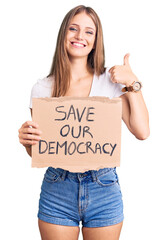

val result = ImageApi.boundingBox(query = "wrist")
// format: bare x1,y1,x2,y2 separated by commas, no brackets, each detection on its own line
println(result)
25,145,32,157
24,144,32,149
125,76,139,87
122,79,142,93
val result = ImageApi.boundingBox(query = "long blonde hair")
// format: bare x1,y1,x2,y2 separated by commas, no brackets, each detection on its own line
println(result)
47,5,105,97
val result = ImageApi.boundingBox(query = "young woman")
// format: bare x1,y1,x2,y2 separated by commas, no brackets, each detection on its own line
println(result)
18,5,149,240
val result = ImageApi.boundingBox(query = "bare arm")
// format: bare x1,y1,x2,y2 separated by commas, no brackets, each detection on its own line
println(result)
120,90,150,140
25,145,32,157
109,53,150,140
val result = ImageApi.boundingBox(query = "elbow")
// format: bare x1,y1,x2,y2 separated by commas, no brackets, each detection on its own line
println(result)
135,128,150,140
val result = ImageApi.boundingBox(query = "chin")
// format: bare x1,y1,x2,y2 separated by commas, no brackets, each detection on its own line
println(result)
67,51,90,59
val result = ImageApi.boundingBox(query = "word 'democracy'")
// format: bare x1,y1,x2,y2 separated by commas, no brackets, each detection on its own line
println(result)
39,105,116,156
32,97,122,171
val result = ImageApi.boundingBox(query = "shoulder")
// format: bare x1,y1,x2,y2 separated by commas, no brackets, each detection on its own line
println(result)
30,75,54,97
29,75,54,109
94,67,118,90
94,67,112,85
93,67,126,98
97,67,111,79
32,75,54,89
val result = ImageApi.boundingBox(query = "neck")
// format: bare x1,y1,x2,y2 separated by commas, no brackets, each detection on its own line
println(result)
69,57,93,82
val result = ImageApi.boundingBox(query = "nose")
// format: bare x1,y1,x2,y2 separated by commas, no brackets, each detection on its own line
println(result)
75,30,83,40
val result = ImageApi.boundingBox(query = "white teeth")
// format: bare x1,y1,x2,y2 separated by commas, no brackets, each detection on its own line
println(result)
72,42,85,47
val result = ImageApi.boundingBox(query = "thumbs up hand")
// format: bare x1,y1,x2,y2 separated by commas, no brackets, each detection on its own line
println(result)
108,53,138,87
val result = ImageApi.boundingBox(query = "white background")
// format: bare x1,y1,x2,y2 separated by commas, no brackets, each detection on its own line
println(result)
0,0,168,239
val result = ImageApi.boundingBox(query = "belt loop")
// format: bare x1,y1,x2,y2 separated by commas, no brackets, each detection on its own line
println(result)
90,170,97,182
61,170,67,181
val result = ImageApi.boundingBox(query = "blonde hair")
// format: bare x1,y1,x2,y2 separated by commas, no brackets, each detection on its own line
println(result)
47,5,105,97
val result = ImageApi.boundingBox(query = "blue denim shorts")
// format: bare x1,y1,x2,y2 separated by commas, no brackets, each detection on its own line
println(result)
38,167,124,228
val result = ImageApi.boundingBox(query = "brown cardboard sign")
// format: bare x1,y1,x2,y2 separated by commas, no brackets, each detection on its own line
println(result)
32,96,122,172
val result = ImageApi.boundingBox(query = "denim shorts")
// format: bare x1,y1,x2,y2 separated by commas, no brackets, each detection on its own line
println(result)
37,167,124,228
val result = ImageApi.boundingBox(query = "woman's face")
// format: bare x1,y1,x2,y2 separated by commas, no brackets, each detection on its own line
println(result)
65,12,96,60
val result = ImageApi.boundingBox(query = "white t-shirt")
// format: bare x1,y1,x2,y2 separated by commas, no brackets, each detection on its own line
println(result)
29,67,126,109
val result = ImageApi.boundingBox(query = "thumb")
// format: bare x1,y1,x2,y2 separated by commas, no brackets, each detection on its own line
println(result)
123,53,130,66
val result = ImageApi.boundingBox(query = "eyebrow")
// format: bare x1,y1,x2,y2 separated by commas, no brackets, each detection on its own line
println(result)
70,23,96,32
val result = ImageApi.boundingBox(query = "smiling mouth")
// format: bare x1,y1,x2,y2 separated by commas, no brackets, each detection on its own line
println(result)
70,42,86,47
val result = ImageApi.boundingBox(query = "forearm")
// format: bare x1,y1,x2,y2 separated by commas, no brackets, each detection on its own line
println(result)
25,145,32,157
127,90,150,139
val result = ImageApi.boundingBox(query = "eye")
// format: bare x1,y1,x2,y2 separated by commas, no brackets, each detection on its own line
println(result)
69,27,77,31
86,31,94,35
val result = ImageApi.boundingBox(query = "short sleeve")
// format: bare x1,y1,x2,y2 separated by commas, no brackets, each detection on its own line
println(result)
113,83,126,98
104,67,126,98
29,76,53,109
29,82,40,109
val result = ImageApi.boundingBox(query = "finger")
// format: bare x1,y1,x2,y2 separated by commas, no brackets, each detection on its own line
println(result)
110,75,117,83
108,66,117,73
22,134,41,141
123,53,130,66
22,127,42,135
111,79,118,83
20,139,39,146
21,133,41,141
21,121,39,129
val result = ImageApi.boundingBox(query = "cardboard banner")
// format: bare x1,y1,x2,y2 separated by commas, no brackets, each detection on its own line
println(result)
32,96,122,172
